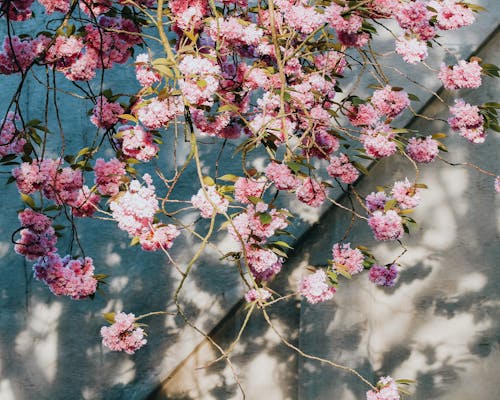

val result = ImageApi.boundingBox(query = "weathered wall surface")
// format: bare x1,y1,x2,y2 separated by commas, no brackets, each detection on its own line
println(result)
0,2,498,400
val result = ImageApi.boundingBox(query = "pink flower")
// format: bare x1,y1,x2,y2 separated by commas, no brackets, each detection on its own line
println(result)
366,376,400,400
391,178,420,209
327,154,360,184
428,0,475,31
395,36,428,64
299,270,336,304
368,210,404,241
296,177,326,208
110,175,159,236
361,124,397,159
332,243,364,275
406,136,439,163
139,224,180,252
118,125,159,162
91,96,124,129
495,177,500,194
94,158,126,196
371,86,410,118
137,97,183,129
14,227,57,261
366,191,390,212
100,312,147,354
191,185,229,218
228,203,289,245
245,288,272,303
33,253,98,299
245,246,283,281
368,264,399,288
207,17,264,47
38,0,69,14
179,55,221,106
234,177,266,204
0,112,26,157
439,60,482,90
71,186,101,217
448,99,485,143
265,162,300,191
347,103,380,127
191,109,231,137
135,53,161,87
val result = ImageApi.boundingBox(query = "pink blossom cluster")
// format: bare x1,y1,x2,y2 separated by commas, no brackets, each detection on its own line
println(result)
191,109,235,138
245,246,283,281
265,162,300,191
332,243,364,276
94,158,126,196
406,136,439,163
391,178,421,209
179,55,221,106
347,103,379,127
33,253,98,299
368,210,404,241
207,17,264,48
275,0,326,35
38,0,70,14
135,53,161,87
14,209,57,261
79,0,113,17
366,191,390,212
439,60,482,90
496,177,500,194
0,112,26,157
361,124,397,159
13,158,83,206
368,264,399,287
395,0,435,41
137,97,183,129
169,0,209,33
428,0,475,31
229,202,289,245
90,96,124,129
191,185,229,218
234,177,266,204
109,174,159,236
71,185,101,218
296,177,326,208
395,36,428,64
371,86,410,118
0,35,47,74
139,224,180,252
0,0,34,21
366,376,400,400
100,312,147,354
117,125,158,162
448,99,485,143
325,3,368,47
228,201,289,281
327,154,359,184
245,287,272,303
299,270,336,304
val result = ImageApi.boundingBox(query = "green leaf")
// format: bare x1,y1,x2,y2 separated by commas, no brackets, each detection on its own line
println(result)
352,161,369,175
432,132,447,139
202,176,215,186
408,93,420,102
258,212,272,225
273,241,293,249
130,236,140,246
20,193,36,209
118,114,138,123
384,199,398,211
218,174,239,182
103,312,116,324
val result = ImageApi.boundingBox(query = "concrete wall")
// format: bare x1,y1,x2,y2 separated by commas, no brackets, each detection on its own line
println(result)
0,2,498,400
